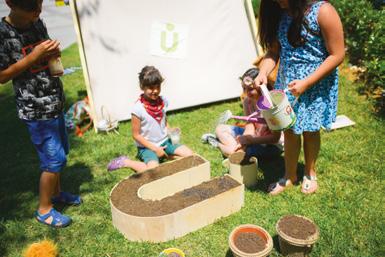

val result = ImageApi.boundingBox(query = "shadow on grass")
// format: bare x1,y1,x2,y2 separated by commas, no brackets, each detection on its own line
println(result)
273,234,282,254
0,223,6,257
248,155,305,192
0,161,92,219
0,88,93,256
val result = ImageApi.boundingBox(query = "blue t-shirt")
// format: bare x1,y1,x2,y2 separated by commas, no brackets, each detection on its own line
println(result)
0,18,65,120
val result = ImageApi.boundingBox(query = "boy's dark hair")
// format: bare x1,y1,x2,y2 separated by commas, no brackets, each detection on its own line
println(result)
8,0,41,12
240,67,260,81
138,66,164,89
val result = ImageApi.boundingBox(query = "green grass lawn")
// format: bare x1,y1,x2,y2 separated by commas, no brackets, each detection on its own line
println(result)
0,44,384,257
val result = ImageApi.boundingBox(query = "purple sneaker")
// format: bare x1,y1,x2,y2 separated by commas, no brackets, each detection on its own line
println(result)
107,155,130,171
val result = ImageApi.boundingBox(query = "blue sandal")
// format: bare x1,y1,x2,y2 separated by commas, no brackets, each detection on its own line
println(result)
35,208,72,228
52,191,82,205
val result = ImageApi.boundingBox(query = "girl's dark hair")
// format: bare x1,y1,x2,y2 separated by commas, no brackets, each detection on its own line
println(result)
258,0,309,50
9,0,41,12
240,67,273,89
138,66,164,89
240,67,260,80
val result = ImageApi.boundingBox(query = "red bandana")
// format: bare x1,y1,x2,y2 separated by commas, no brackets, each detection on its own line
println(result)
139,94,165,124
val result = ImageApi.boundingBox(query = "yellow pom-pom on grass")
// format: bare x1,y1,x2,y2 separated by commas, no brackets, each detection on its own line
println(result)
23,240,58,257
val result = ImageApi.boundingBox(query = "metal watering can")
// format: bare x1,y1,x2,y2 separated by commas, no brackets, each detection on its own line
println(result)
256,85,296,131
219,84,296,131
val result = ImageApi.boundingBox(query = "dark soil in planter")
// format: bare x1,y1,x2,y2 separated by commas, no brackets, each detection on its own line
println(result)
234,232,266,253
229,152,252,165
278,215,317,240
110,155,241,217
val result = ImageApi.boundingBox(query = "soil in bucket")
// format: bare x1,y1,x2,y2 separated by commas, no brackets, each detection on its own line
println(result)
229,224,273,257
229,152,252,165
277,215,319,257
234,232,266,254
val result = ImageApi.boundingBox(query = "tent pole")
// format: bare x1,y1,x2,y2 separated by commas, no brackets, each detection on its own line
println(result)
69,0,99,132
244,0,264,57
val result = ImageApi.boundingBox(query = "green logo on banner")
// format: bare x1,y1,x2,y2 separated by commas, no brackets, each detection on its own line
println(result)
161,23,179,53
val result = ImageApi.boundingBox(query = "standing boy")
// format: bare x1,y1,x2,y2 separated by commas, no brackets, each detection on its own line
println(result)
0,0,81,227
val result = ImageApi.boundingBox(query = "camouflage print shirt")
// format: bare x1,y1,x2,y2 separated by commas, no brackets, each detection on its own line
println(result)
0,18,65,120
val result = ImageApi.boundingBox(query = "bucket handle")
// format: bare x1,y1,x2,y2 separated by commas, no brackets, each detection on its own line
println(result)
283,88,299,107
279,59,299,108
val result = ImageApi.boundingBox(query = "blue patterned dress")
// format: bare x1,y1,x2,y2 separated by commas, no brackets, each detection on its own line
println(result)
275,1,338,134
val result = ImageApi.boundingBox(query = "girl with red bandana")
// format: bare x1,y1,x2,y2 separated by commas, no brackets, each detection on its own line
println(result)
107,66,193,173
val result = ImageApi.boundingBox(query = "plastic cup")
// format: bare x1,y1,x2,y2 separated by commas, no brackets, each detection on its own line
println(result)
168,128,181,145
48,56,64,77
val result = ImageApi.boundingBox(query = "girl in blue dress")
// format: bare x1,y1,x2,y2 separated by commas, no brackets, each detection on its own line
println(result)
255,0,345,195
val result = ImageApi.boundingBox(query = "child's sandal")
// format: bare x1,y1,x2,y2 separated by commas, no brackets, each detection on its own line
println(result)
268,178,295,196
107,155,130,172
301,175,318,194
35,208,72,228
52,191,82,206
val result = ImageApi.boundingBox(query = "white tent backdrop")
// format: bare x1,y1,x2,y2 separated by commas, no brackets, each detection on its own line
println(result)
71,0,258,122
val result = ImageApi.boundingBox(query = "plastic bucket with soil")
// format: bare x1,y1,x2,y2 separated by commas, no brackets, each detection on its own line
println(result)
229,224,273,257
223,152,258,188
276,215,319,257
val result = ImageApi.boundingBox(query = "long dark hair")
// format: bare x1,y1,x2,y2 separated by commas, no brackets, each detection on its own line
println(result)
258,0,310,50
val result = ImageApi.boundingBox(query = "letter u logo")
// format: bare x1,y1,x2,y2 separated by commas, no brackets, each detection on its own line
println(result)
161,23,179,53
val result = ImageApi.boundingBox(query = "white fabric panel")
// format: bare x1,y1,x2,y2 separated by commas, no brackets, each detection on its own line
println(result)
75,0,257,121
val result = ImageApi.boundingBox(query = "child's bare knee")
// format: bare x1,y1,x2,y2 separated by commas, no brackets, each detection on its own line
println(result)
176,146,193,157
185,148,194,156
146,161,159,170
215,124,228,136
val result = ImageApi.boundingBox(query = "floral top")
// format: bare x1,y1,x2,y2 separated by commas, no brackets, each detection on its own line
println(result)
275,1,339,134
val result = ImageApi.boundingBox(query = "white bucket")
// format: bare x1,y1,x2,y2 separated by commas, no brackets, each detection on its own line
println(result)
257,90,296,131
222,153,258,188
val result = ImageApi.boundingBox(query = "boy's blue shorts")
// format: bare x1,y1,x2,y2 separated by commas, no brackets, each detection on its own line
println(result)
137,138,181,164
23,114,69,173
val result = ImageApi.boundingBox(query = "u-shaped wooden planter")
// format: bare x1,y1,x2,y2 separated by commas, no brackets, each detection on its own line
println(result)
110,155,244,242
